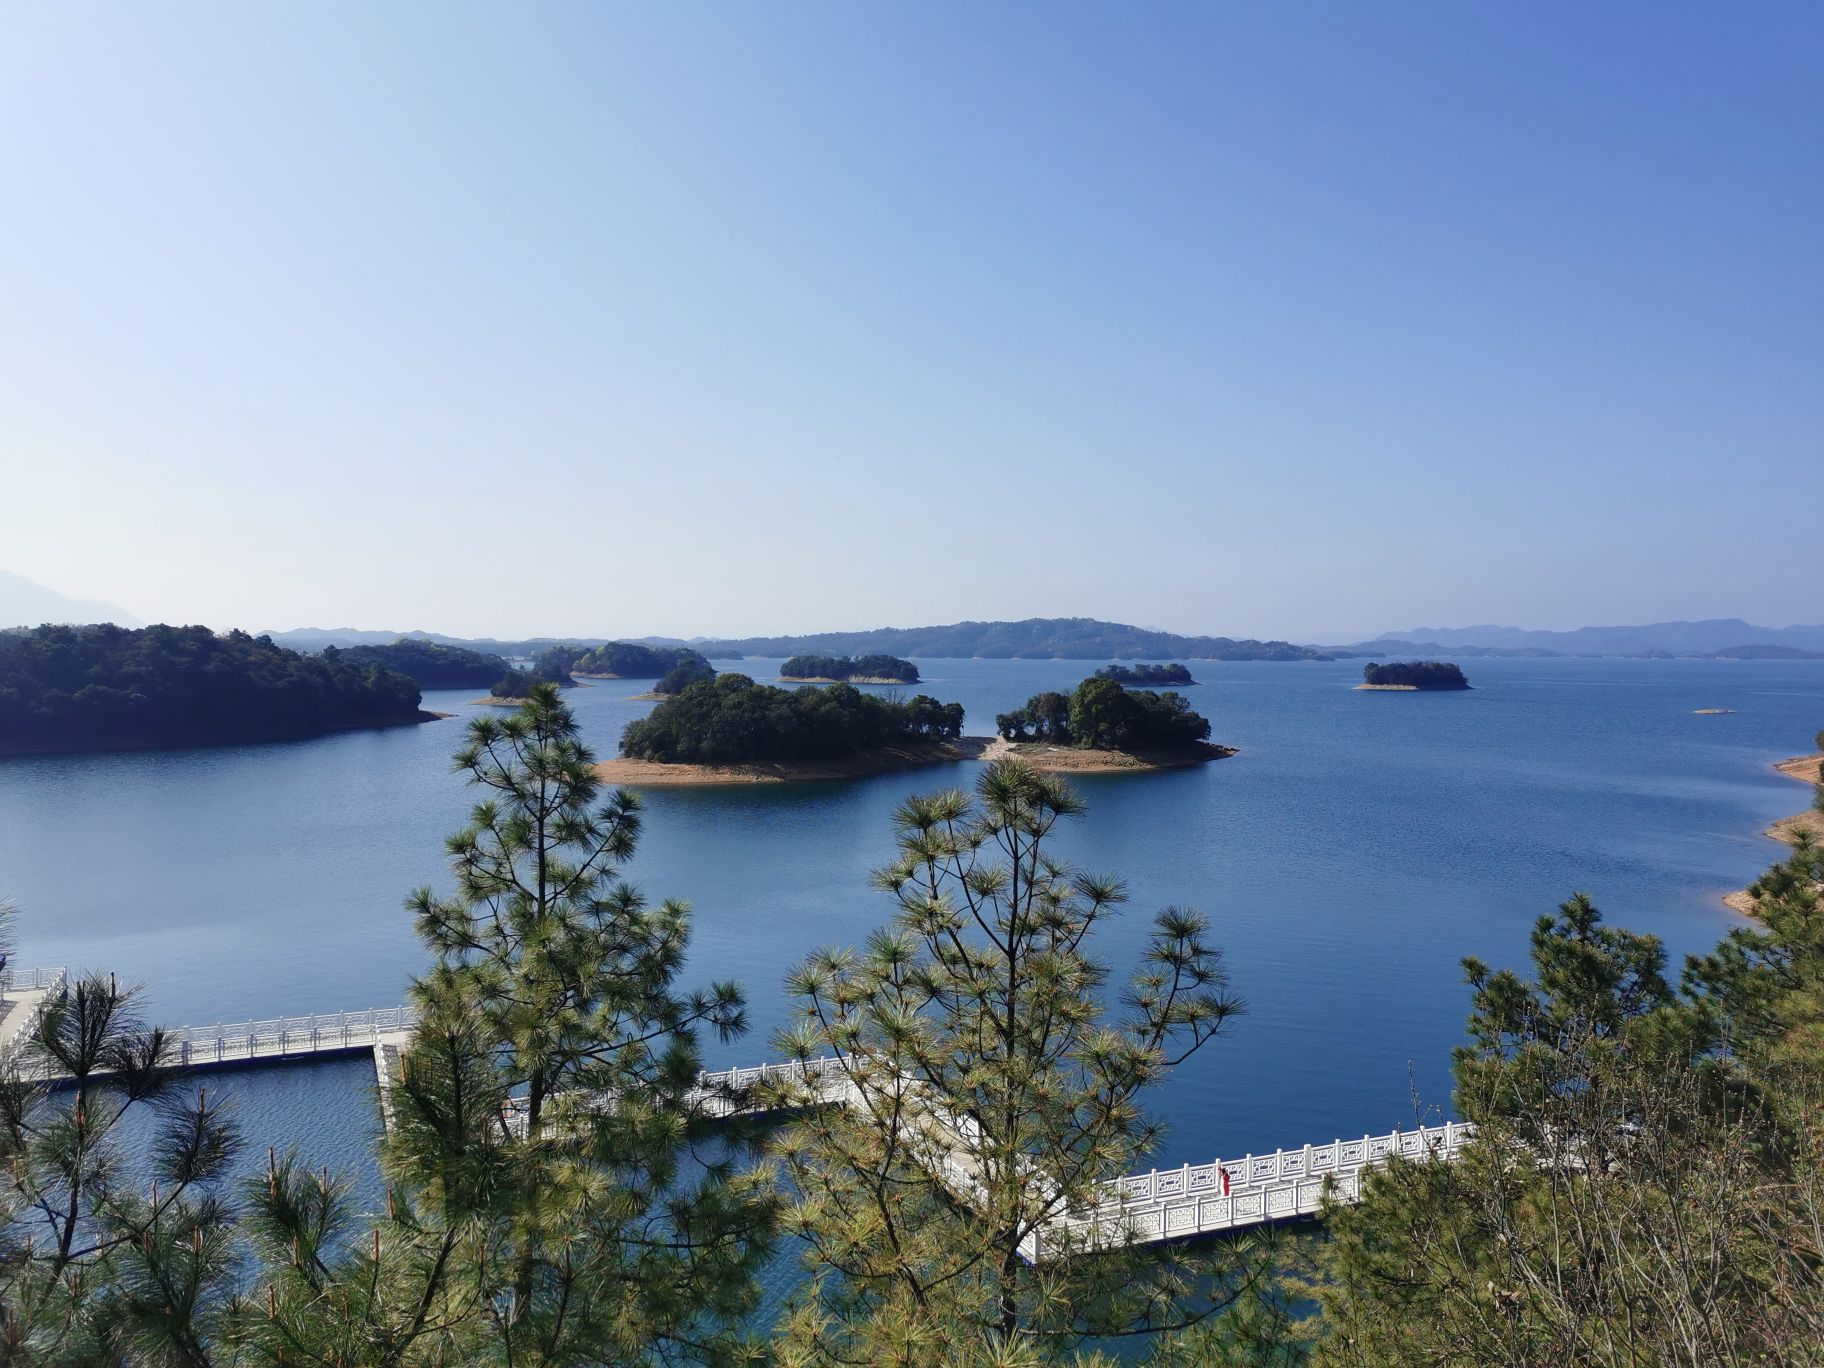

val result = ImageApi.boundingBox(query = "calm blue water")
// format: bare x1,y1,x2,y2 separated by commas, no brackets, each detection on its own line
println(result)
3,658,1819,1177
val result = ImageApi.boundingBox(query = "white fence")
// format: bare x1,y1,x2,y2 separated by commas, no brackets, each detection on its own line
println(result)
162,1006,418,1067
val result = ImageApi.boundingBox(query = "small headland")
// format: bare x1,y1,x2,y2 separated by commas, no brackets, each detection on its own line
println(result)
1724,751,1824,913
1356,660,1470,691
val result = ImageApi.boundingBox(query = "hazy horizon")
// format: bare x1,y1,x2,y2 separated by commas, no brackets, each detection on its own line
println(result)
5,4,1820,641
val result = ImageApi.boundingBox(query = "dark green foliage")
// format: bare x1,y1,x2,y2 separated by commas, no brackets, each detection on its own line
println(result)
333,638,508,688
572,641,714,679
997,678,1211,751
1093,662,1195,686
691,616,1331,661
532,643,585,684
490,668,537,699
620,674,962,764
656,656,716,694
779,654,919,683
1359,659,1469,689
0,623,423,755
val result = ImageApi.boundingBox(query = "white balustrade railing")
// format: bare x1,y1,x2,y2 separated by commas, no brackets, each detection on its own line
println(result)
0,967,66,1056
162,1005,420,1066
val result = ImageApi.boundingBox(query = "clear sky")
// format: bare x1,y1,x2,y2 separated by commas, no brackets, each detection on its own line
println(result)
2,3,1819,643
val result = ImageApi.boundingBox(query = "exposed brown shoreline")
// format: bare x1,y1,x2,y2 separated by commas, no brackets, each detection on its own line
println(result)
779,675,917,686
1723,752,1823,914
593,738,978,787
979,736,1236,774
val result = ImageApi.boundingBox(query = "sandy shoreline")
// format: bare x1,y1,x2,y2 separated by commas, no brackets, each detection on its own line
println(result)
593,739,978,787
978,736,1236,774
1723,752,1822,913
779,675,917,685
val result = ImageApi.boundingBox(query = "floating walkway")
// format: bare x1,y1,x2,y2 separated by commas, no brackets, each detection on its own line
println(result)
6,987,1470,1259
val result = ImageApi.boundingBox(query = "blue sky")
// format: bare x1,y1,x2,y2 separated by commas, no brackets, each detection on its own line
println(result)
2,3,1819,641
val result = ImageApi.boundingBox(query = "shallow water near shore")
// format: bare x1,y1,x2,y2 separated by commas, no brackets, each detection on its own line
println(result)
3,657,1820,1182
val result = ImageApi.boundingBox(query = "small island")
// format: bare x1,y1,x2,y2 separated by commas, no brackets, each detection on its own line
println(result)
991,677,1232,773
1356,660,1471,691
779,653,920,684
598,673,966,784
1092,662,1196,686
0,623,437,756
572,641,715,681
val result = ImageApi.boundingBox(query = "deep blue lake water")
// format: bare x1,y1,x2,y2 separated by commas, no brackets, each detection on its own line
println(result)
3,657,1820,1184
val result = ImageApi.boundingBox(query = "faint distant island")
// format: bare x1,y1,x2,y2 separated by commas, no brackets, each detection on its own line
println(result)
597,673,965,784
330,638,507,689
1092,662,1195,686
0,623,436,756
780,653,919,684
991,677,1232,773
1357,660,1471,691
480,642,714,704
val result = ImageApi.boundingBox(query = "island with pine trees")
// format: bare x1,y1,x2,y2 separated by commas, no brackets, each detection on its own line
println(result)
1092,662,1196,686
596,673,967,784
0,623,438,755
989,676,1233,773
779,653,920,684
1355,660,1471,691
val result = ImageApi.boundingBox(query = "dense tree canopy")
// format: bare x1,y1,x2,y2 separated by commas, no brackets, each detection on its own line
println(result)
620,674,962,764
1093,662,1195,686
572,641,715,679
655,656,717,694
1360,660,1469,689
332,638,508,688
0,623,425,755
778,654,919,683
997,677,1212,751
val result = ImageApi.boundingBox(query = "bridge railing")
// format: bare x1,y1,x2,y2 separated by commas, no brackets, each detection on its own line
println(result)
163,1006,420,1066
0,967,67,1056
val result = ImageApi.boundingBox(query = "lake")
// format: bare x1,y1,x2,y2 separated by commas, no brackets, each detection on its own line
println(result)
2,656,1819,1180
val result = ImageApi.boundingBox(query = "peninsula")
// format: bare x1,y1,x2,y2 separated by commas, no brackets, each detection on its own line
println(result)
780,653,919,684
1092,662,1195,686
1356,660,1471,691
598,673,966,785
0,623,436,756
1724,740,1824,913
992,677,1231,773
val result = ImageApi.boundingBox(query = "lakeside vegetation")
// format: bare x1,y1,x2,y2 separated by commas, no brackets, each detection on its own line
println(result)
0,623,429,755
779,653,919,683
3,694,1822,1362
573,641,715,679
996,675,1212,751
619,673,962,766
330,637,507,688
1358,659,1470,689
1093,661,1195,686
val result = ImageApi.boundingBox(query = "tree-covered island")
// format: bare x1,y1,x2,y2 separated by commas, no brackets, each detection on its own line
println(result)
1092,661,1196,686
992,675,1232,772
779,653,919,684
1357,659,1471,690
330,638,507,689
600,672,966,783
572,641,715,680
0,623,435,755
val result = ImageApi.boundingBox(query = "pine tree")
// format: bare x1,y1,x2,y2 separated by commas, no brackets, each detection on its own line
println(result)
770,758,1269,1365
243,682,778,1365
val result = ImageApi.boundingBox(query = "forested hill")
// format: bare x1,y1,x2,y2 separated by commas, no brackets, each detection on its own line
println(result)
331,639,506,688
0,624,432,755
691,618,1330,661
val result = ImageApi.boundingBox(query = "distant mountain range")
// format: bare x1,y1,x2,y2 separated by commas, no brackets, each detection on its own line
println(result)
680,618,1330,661
1341,619,1824,660
0,571,141,629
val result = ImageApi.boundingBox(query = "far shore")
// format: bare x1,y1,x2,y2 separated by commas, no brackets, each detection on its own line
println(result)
980,736,1236,774
593,738,978,787
779,675,917,686
1723,752,1823,914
